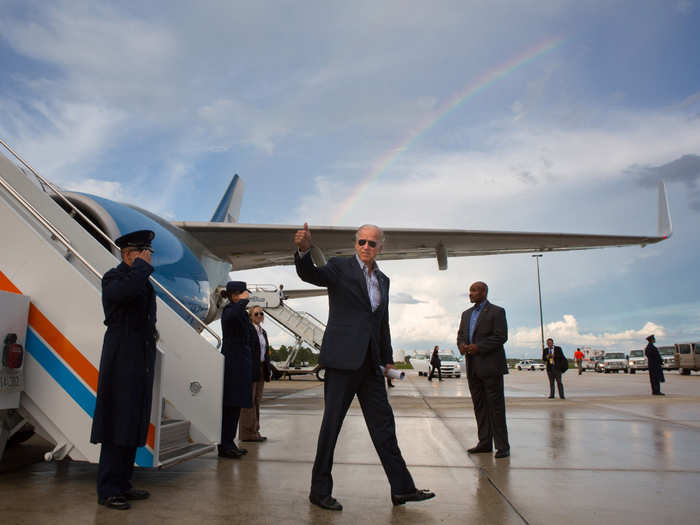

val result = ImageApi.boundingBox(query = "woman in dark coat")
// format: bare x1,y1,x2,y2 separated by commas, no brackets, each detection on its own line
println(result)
645,334,665,396
428,346,442,381
218,280,254,458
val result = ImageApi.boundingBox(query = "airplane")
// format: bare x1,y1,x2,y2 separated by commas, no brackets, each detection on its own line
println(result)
48,173,671,328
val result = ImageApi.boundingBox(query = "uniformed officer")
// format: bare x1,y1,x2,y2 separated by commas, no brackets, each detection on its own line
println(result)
218,281,254,458
90,230,157,510
645,334,665,396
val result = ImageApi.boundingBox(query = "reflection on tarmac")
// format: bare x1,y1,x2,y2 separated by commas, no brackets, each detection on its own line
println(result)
2,370,700,524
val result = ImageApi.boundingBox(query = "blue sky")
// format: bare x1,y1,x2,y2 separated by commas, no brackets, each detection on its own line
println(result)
1,1,699,357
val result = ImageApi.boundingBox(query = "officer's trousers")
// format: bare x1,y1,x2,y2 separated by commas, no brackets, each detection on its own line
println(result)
97,442,137,500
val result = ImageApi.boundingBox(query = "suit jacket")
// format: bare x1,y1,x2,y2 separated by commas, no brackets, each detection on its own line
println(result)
645,342,665,383
457,301,508,378
294,251,392,370
543,345,566,373
248,323,272,382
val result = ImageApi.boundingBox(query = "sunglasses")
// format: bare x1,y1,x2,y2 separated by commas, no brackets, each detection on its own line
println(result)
357,239,377,248
253,312,264,317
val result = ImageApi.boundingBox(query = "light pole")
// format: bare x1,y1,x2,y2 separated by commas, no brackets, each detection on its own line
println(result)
532,254,545,353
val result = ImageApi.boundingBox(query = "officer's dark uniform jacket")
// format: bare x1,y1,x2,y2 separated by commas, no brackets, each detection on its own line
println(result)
91,258,157,448
221,299,253,407
294,251,393,370
645,342,665,384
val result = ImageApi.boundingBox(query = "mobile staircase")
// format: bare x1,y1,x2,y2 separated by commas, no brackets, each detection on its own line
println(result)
0,142,223,468
248,285,326,379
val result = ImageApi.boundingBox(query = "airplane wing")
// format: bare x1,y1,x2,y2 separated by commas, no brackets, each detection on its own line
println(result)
173,181,671,271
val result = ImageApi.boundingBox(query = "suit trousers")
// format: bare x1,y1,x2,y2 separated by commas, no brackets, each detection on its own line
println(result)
547,369,565,398
467,373,509,451
240,373,265,439
310,352,415,497
97,442,137,500
649,372,661,395
221,405,241,450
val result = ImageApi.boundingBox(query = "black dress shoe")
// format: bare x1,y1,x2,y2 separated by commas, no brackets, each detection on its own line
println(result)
241,436,267,442
309,494,343,511
391,489,436,506
495,449,510,459
467,444,492,454
123,488,150,500
548,395,555,399
653,392,665,396
233,444,248,454
218,447,243,459
98,495,130,510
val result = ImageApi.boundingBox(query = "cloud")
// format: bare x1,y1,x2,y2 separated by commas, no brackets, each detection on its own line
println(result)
634,154,700,212
512,314,666,350
390,292,427,304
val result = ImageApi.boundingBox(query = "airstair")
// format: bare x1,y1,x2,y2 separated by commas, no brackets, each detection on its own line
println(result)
0,144,223,468
248,286,325,351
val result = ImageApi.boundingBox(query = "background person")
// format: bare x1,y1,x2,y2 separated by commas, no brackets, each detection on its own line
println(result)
294,222,434,511
543,338,566,399
645,334,665,396
218,281,253,458
457,281,510,459
91,230,157,511
240,305,271,442
428,345,442,381
574,348,584,375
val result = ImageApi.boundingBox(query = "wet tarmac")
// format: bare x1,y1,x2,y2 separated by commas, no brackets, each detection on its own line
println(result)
2,369,700,524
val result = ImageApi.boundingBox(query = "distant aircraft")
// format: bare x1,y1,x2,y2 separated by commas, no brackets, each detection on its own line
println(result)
52,174,671,326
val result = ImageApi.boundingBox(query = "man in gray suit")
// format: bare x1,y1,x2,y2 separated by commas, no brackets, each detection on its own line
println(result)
294,223,434,511
457,281,510,458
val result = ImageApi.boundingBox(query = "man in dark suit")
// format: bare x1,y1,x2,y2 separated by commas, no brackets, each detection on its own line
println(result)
91,230,157,510
457,281,510,458
294,223,434,511
543,338,566,399
645,334,665,396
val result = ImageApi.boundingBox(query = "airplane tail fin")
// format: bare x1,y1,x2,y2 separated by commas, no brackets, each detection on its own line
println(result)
211,174,244,223
657,180,672,238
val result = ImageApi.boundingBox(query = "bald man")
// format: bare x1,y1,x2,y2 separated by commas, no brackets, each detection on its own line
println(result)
457,281,510,458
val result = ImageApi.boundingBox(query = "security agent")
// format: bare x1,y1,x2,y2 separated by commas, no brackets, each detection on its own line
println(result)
294,222,434,511
90,230,157,510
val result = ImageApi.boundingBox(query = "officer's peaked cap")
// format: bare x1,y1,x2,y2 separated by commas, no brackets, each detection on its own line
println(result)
226,281,251,295
115,230,155,249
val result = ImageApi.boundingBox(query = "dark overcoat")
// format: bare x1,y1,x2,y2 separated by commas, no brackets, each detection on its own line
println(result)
248,323,272,382
645,342,665,383
90,258,157,447
457,301,508,378
221,299,253,407
430,350,441,368
294,252,393,370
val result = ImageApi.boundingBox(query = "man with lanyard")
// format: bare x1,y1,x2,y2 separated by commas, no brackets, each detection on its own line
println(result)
543,338,566,399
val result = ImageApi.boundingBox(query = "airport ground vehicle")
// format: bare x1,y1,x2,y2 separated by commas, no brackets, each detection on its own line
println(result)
628,349,647,374
515,360,546,371
410,353,461,377
599,352,629,373
658,346,677,370
674,342,700,375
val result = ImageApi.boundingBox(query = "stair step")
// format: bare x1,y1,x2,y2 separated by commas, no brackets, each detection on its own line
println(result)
160,419,190,451
159,443,216,468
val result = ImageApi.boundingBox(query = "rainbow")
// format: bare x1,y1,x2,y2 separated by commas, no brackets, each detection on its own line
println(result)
332,35,565,224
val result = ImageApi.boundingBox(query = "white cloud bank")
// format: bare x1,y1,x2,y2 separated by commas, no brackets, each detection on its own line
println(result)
512,314,666,351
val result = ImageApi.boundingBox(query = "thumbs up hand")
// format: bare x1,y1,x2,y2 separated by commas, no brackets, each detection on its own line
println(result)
295,222,312,251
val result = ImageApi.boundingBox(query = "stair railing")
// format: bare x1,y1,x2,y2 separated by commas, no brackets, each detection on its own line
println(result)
0,138,221,348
